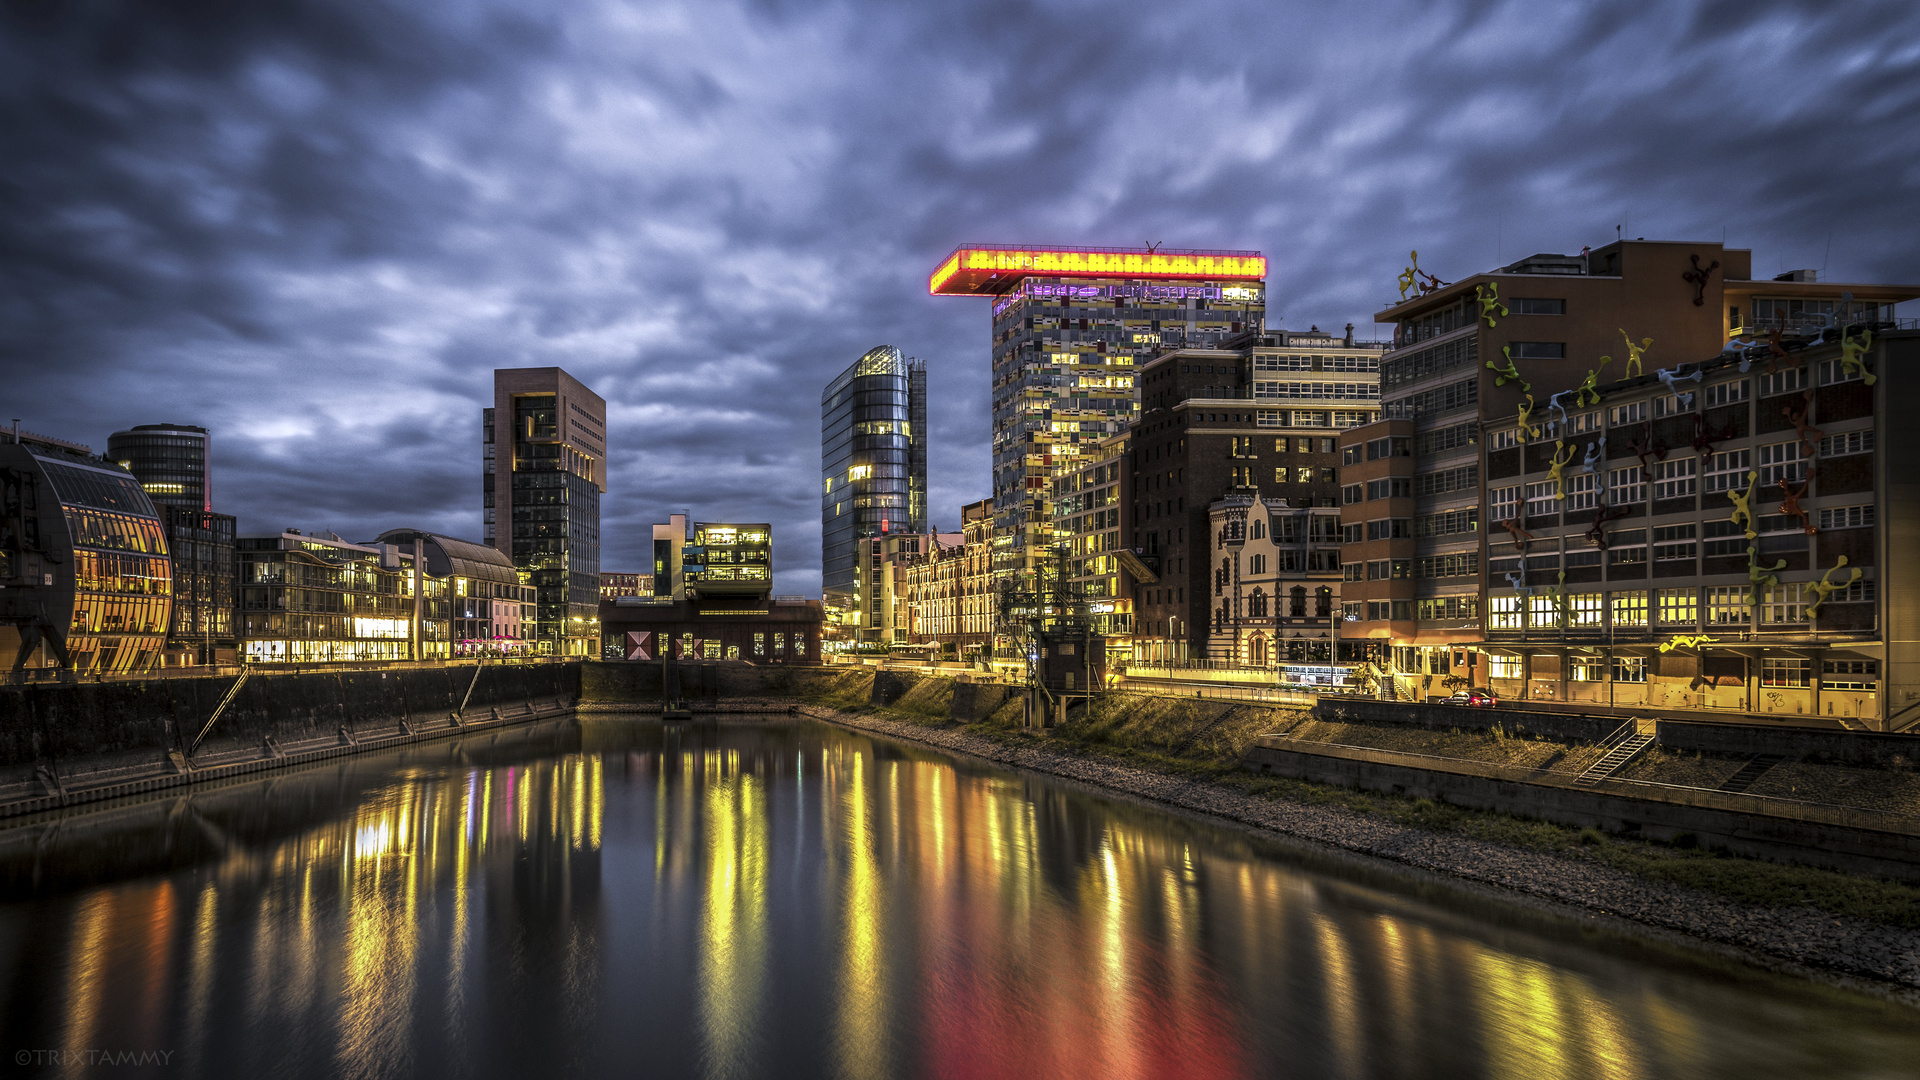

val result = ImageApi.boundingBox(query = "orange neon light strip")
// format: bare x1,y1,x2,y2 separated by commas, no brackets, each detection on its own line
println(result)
929,247,1266,295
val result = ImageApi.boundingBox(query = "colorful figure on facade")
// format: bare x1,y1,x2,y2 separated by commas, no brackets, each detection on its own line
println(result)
1545,389,1574,439
1690,410,1736,457
1805,555,1863,619
1745,544,1787,607
1727,469,1760,540
1504,570,1530,596
1574,357,1610,408
1777,476,1815,535
1658,633,1718,653
1618,330,1652,378
1722,335,1759,372
1516,394,1542,441
1487,347,1531,392
1586,504,1631,550
1552,570,1570,626
1397,250,1448,300
1782,389,1822,461
1631,434,1666,482
1682,253,1719,306
1839,324,1877,385
1656,365,1702,412
1547,441,1577,500
1765,325,1791,375
1476,281,1508,326
1501,517,1533,553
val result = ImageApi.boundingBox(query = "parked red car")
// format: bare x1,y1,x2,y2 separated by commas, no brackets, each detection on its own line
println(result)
1446,688,1499,708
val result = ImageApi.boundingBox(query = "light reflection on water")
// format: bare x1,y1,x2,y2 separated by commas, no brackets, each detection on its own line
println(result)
0,718,1913,1080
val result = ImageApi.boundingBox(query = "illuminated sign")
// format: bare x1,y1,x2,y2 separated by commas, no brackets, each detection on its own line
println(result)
930,246,1266,295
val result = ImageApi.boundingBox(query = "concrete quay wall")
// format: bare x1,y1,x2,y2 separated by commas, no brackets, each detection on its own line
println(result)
0,662,580,772
1244,740,1920,884
1313,698,1622,744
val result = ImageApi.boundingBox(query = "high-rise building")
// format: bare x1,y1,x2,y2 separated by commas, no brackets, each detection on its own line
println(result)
821,345,927,635
928,244,1267,590
602,514,822,663
106,423,210,511
107,423,233,666
485,368,606,656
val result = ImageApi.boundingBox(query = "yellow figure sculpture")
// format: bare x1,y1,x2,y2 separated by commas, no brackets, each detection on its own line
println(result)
1547,441,1577,500
1840,325,1876,385
1658,633,1718,653
1746,544,1788,607
1487,346,1531,392
1573,356,1611,408
1476,282,1508,327
1397,251,1422,301
1516,394,1541,442
1553,570,1570,626
1805,555,1864,619
1618,330,1652,378
1726,469,1759,540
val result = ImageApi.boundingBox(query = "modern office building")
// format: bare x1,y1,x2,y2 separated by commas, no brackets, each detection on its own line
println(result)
236,530,448,663
1050,434,1132,643
486,368,606,655
929,244,1267,591
1355,238,1920,720
376,529,537,656
599,572,650,600
107,423,232,667
0,431,171,676
602,515,821,662
161,507,235,666
821,346,927,633
106,423,211,511
1130,328,1384,664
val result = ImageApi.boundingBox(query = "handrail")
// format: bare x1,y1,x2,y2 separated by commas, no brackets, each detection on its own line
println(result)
454,660,485,719
188,665,252,759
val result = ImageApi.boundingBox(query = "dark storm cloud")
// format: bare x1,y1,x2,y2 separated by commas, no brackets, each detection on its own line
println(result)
3,0,1918,592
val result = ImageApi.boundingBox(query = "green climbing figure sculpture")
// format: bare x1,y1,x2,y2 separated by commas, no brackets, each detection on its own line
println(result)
1552,570,1570,627
1745,544,1787,608
1839,325,1876,385
1573,356,1611,408
1805,556,1863,618
1726,469,1759,540
1658,633,1718,653
1487,346,1531,392
1618,330,1652,378
1476,282,1508,327
1547,441,1577,500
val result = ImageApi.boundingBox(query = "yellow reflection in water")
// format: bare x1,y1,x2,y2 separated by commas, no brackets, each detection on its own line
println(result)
55,890,113,1080
335,795,422,1077
835,748,889,1080
1471,947,1648,1080
698,752,768,1078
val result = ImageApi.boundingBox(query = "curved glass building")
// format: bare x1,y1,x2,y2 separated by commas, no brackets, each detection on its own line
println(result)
1,434,171,675
821,346,926,632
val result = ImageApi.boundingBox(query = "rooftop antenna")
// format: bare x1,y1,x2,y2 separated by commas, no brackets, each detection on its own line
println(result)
1822,231,1832,276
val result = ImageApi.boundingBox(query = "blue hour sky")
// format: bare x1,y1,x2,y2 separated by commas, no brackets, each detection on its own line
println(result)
3,0,1917,594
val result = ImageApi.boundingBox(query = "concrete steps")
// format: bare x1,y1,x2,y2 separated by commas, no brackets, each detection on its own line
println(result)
1718,754,1787,793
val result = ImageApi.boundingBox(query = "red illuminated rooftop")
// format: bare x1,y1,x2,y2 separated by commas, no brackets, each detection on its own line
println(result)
928,244,1266,296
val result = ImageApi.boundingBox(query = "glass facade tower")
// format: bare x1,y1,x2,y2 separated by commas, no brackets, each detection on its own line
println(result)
106,424,210,511
487,368,606,656
821,346,927,629
929,245,1267,591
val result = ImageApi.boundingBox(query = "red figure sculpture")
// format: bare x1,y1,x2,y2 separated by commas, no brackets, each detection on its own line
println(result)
1682,253,1720,306
1778,476,1816,535
1630,434,1667,482
1501,518,1533,554
1690,411,1735,457
1586,504,1632,550
1783,390,1822,460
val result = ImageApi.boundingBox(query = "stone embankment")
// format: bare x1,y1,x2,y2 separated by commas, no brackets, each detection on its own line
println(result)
795,704,1920,995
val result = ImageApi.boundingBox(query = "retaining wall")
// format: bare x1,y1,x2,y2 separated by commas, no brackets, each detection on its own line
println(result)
1313,698,1620,744
0,662,580,771
1656,720,1920,769
1244,740,1920,884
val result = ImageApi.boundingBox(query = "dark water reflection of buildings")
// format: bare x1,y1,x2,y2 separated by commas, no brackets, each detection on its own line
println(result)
0,719,1914,1080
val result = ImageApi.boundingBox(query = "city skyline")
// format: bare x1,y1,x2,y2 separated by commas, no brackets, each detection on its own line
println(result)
5,3,1920,594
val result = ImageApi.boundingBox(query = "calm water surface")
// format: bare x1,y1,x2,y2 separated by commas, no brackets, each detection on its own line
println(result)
0,717,1914,1079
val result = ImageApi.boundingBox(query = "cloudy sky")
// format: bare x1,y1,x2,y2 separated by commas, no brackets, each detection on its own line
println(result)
4,0,1918,593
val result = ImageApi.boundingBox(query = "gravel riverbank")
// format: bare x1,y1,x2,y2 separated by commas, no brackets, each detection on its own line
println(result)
794,705,1920,997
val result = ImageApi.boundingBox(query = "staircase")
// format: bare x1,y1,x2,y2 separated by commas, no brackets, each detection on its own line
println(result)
1575,725,1655,787
1718,754,1786,793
